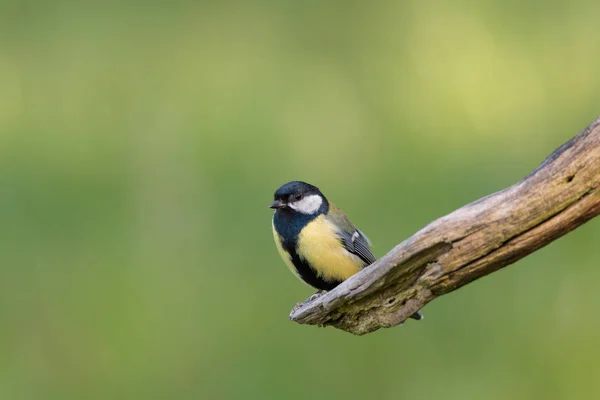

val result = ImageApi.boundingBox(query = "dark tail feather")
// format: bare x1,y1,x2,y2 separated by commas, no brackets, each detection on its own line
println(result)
410,311,424,321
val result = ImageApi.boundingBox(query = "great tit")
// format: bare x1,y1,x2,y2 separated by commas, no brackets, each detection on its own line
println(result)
270,181,423,321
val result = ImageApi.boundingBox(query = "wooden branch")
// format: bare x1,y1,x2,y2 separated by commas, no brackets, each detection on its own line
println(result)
289,117,600,335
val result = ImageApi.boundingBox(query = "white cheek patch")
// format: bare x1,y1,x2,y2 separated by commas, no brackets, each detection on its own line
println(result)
289,194,323,214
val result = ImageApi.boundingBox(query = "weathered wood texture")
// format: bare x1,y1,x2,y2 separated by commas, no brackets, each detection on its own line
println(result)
290,118,600,335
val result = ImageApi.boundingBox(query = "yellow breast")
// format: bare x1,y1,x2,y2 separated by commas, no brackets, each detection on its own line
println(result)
296,216,364,283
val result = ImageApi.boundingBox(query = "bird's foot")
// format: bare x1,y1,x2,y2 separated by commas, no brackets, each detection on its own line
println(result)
290,290,327,316
306,290,327,303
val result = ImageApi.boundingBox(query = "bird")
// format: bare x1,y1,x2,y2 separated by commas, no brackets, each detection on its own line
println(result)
270,181,423,321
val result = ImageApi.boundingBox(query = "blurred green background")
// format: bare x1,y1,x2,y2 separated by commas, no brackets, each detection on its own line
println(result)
1,1,600,399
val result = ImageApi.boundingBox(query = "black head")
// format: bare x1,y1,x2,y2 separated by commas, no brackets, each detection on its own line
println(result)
269,181,328,215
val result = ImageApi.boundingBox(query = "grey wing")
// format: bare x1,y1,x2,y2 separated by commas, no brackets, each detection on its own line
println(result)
325,203,377,265
338,228,377,266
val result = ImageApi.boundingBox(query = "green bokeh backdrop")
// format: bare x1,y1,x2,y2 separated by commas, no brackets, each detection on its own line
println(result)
1,1,600,399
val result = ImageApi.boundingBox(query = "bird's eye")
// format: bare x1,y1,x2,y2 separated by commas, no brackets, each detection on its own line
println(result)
294,194,303,201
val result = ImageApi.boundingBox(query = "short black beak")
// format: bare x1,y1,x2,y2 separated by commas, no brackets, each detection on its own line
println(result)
269,200,286,209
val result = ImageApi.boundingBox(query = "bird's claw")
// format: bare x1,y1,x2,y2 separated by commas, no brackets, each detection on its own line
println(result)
306,290,326,302
290,290,327,319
